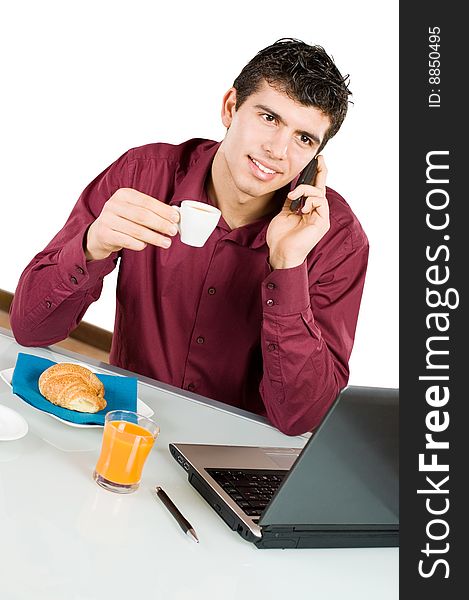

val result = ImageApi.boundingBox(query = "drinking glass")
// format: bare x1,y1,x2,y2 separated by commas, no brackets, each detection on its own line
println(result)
93,410,160,493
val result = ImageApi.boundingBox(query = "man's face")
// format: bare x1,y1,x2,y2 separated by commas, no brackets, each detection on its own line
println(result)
218,80,331,202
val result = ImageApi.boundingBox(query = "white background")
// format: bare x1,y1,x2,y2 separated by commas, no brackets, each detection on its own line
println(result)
1,0,398,388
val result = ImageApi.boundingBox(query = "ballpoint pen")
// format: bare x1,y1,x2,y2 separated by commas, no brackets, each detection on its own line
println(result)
155,486,199,543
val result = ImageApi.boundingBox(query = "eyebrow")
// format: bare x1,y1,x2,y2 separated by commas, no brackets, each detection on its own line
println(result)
253,104,322,146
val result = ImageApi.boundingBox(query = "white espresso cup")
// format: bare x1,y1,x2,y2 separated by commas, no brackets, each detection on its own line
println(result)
174,200,221,247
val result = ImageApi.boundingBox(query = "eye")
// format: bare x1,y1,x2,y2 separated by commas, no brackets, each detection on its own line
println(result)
299,134,313,146
262,113,276,123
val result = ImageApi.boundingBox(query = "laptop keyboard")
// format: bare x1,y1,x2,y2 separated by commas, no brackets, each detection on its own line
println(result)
207,468,288,517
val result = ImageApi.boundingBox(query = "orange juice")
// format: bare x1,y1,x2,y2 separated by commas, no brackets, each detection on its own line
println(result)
95,420,155,485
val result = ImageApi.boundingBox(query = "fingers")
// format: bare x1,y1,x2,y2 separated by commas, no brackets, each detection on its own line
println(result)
97,188,181,252
113,188,180,224
313,155,327,192
287,183,324,214
287,155,328,214
288,155,327,198
108,200,179,238
287,184,321,201
301,194,329,220
104,213,176,249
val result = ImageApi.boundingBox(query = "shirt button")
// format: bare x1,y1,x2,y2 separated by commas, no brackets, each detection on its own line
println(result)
208,287,216,295
267,282,276,290
267,343,277,352
196,336,205,344
70,276,78,285
76,266,84,275
187,383,196,391
46,301,52,309
266,299,274,307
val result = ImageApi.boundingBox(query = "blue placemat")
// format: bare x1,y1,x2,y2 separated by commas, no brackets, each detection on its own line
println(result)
11,353,137,425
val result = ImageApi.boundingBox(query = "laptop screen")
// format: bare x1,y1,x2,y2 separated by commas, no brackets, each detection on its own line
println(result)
259,386,399,527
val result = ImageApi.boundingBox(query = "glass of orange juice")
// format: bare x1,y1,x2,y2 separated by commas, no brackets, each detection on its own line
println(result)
93,410,160,494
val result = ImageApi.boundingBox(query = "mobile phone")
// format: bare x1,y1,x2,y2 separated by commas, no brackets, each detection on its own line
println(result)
290,157,318,213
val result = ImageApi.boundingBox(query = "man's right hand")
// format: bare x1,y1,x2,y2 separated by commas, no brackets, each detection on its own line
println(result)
85,188,180,261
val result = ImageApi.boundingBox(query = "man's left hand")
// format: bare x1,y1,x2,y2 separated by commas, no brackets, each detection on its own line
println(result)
267,155,330,270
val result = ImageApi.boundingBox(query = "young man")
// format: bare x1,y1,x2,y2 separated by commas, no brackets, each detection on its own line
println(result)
10,39,368,436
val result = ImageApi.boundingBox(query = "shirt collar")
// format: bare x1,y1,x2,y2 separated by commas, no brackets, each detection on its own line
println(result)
169,139,220,207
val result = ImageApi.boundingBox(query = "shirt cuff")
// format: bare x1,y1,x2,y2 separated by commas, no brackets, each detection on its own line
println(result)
57,225,117,290
262,261,310,316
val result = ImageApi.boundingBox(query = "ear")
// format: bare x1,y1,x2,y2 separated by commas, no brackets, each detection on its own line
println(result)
221,87,237,128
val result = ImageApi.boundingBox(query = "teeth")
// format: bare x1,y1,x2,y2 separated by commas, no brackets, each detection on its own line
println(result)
252,158,276,174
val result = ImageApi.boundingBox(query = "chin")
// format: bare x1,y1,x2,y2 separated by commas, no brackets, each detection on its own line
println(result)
235,177,278,200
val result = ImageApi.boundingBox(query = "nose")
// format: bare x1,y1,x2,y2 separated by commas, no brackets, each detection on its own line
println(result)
262,130,289,160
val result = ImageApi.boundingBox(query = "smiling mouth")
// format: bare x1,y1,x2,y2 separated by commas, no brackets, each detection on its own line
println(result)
249,156,279,175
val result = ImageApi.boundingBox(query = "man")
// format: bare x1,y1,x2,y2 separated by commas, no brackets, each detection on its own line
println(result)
10,39,368,436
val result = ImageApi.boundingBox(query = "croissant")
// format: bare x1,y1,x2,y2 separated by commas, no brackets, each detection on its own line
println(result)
38,363,107,413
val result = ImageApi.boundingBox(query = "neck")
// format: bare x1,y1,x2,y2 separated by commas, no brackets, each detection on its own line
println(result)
207,147,280,229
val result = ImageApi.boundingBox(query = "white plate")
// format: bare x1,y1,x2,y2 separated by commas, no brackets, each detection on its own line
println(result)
0,404,29,440
0,366,154,429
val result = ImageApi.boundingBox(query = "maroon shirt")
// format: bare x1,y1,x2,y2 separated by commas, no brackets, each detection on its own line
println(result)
10,138,368,435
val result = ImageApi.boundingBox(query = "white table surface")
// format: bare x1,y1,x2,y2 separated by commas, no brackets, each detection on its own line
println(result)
0,328,398,599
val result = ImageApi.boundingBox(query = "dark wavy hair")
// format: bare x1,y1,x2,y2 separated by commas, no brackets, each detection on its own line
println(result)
233,38,352,151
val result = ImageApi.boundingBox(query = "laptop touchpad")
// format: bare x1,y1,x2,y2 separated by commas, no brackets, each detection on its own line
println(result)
263,449,299,469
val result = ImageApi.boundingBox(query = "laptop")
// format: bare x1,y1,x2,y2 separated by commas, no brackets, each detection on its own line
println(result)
169,385,399,549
